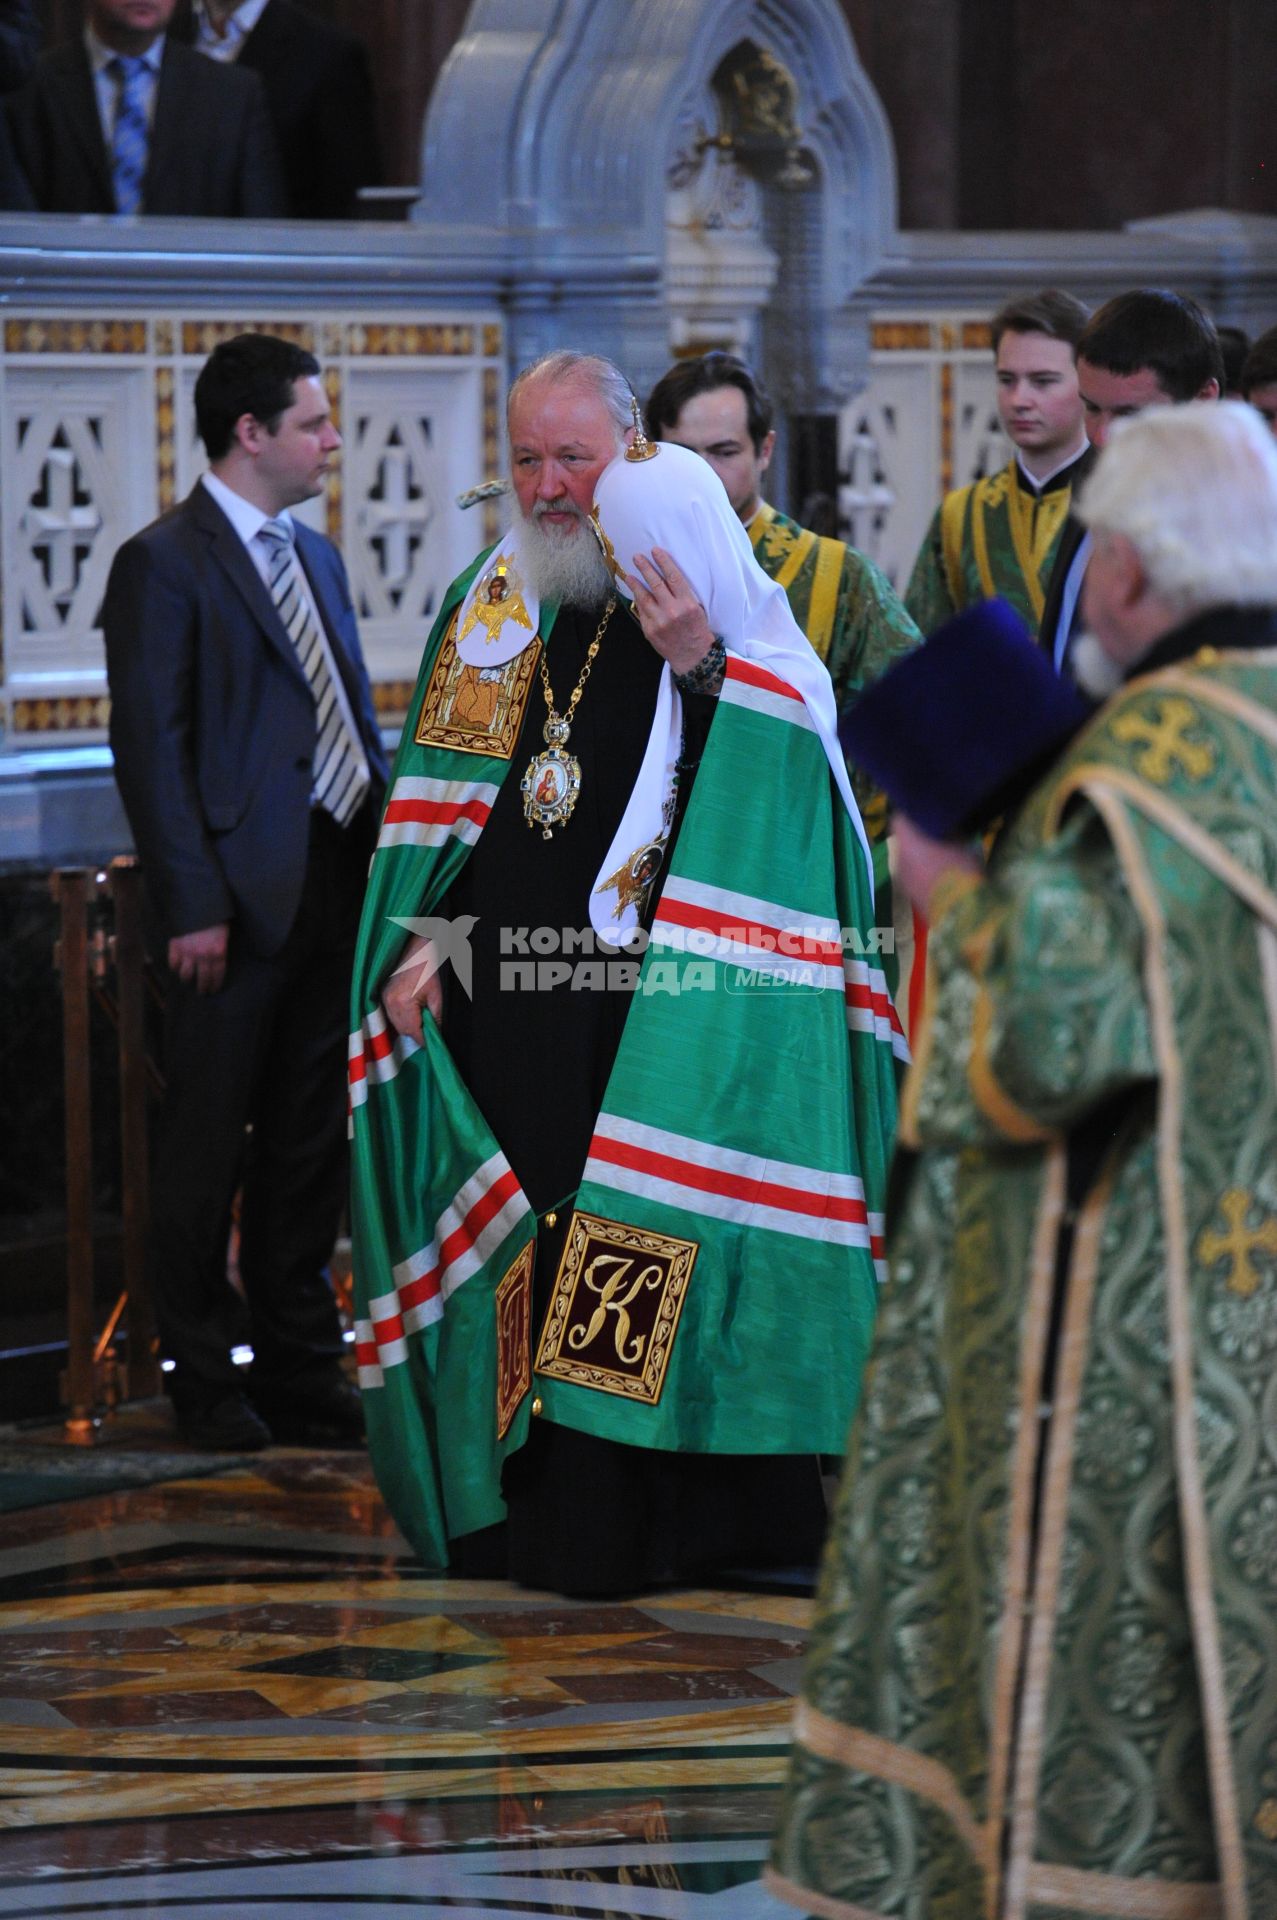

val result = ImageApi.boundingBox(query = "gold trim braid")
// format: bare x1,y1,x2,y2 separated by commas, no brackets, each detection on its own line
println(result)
1080,785,1249,1920
792,1700,988,1864
808,534,846,662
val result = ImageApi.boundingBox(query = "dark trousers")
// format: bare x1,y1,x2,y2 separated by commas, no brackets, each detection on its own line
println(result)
149,809,367,1412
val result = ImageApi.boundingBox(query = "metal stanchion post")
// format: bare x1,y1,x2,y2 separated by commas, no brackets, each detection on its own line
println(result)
51,869,98,1444
108,858,160,1399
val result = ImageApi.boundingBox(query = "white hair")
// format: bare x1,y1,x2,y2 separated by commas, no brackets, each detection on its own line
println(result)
511,498,614,609
506,351,634,438
1076,400,1277,615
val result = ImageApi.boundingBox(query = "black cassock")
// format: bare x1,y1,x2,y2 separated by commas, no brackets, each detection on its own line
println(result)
441,603,827,1594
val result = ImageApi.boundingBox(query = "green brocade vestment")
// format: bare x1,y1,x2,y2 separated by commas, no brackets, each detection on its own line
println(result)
905,458,1075,637
770,629,1277,1919
748,502,920,846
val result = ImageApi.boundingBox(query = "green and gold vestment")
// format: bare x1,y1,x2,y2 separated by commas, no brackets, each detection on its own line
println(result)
771,610,1277,1919
905,456,1082,637
748,502,920,844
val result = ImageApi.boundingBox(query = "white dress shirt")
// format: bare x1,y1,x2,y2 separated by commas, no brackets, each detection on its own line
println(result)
201,470,370,793
85,25,162,150
190,0,271,62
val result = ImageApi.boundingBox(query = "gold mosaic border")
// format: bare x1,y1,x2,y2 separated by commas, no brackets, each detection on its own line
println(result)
372,680,416,718
12,695,110,733
4,320,147,355
346,324,475,357
871,319,992,353
872,322,933,351
183,321,315,354
155,366,177,512
940,361,954,495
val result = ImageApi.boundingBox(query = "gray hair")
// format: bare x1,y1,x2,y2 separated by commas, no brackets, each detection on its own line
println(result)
1077,400,1277,615
507,351,634,438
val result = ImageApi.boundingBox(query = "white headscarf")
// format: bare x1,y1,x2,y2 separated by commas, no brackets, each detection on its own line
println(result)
588,442,871,939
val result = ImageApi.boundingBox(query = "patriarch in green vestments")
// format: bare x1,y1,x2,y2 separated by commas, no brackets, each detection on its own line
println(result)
348,352,901,1596
769,401,1277,1919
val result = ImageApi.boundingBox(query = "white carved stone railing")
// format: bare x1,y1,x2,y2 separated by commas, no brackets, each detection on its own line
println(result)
0,225,507,756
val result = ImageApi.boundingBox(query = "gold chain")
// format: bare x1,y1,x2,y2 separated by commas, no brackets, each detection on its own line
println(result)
538,597,614,724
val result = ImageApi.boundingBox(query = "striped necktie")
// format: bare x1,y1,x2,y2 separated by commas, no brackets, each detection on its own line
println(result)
108,55,149,216
258,518,368,829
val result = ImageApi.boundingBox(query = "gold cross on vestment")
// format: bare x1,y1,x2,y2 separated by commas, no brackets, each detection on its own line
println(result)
1197,1188,1277,1298
1111,696,1214,785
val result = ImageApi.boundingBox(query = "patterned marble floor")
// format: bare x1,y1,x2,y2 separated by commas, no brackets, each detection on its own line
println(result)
0,1422,808,1918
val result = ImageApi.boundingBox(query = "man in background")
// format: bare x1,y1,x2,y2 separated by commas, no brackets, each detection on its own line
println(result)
174,0,382,218
1241,324,1277,436
1216,321,1250,397
1038,288,1221,677
7,0,284,216
0,0,33,208
644,350,920,843
905,288,1089,634
103,333,387,1450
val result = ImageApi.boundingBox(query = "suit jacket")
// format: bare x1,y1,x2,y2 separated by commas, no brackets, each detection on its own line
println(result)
1036,444,1096,667
0,0,38,94
172,0,382,219
0,95,31,207
5,38,286,216
103,483,388,956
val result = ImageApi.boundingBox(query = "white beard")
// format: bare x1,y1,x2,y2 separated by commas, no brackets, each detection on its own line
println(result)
512,499,614,609
1070,630,1126,700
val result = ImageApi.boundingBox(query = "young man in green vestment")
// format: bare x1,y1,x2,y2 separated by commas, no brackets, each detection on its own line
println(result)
347,352,902,1595
644,352,921,844
905,287,1090,637
769,401,1277,1918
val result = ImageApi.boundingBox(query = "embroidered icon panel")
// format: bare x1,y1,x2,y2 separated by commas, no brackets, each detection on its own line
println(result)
415,606,541,758
494,1241,534,1440
534,1212,698,1405
457,552,532,650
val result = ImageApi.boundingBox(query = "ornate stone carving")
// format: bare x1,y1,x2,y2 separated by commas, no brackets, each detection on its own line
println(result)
352,413,436,618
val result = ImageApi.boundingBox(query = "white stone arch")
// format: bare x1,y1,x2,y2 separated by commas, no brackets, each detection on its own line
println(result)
420,0,897,410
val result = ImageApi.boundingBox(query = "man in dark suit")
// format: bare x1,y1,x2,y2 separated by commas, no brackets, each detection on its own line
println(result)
6,0,285,217
1039,290,1222,680
0,0,38,208
174,0,382,219
0,105,30,207
103,333,388,1450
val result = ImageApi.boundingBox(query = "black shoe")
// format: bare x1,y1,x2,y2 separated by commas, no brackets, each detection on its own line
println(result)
252,1376,365,1448
175,1394,273,1452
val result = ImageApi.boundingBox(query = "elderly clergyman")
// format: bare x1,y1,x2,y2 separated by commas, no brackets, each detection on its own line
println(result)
347,351,902,1595
770,401,1277,1916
